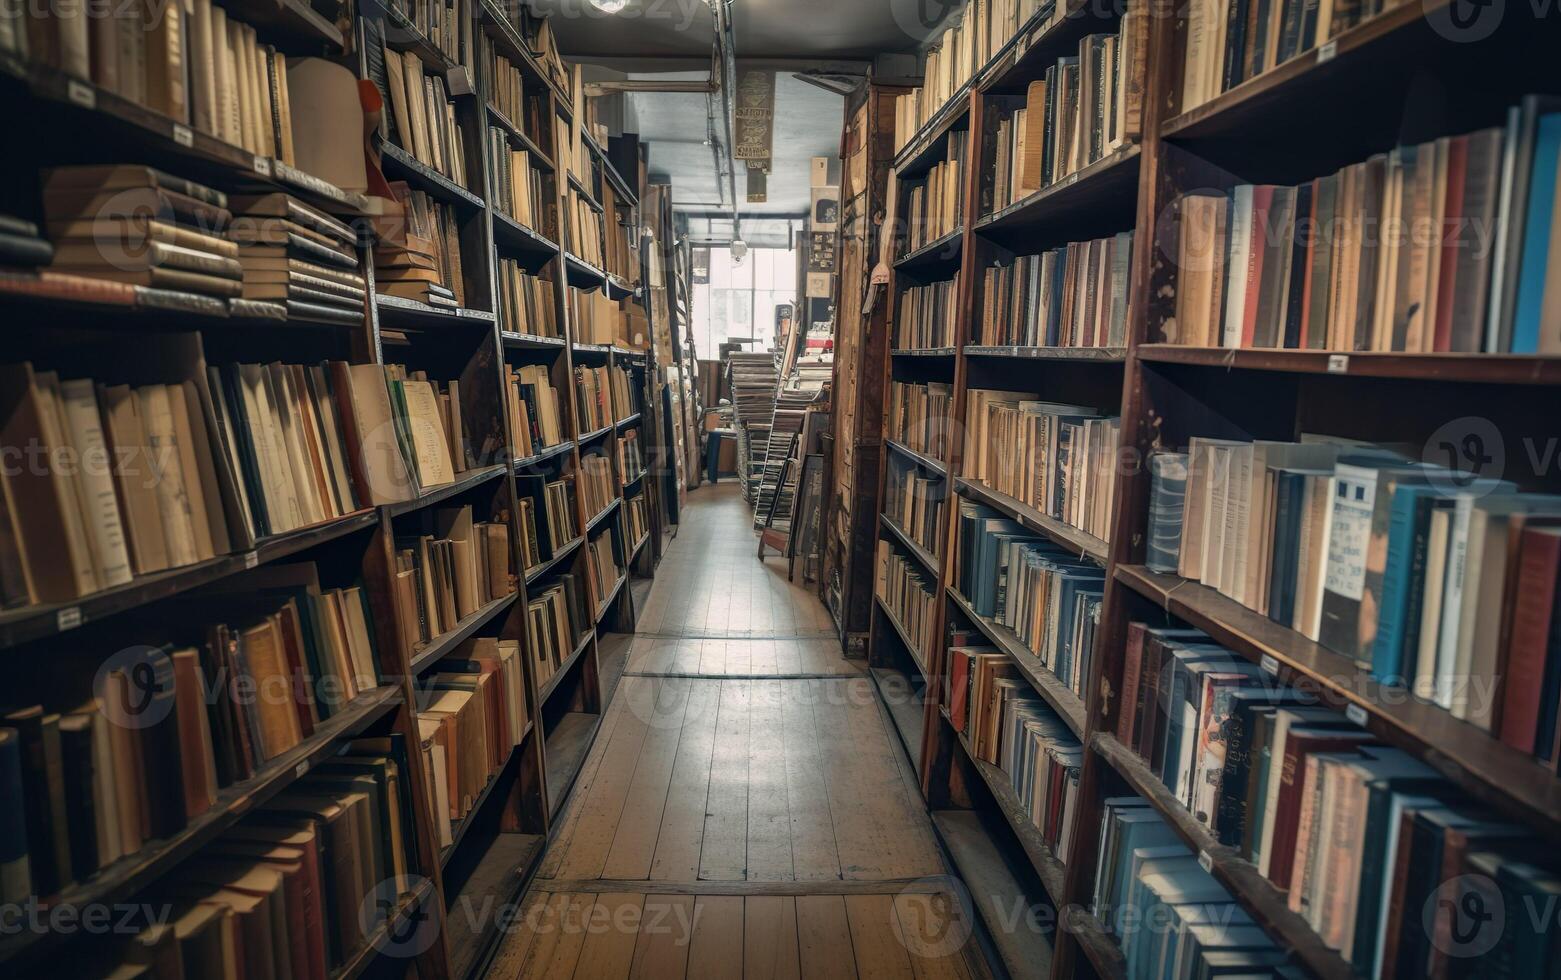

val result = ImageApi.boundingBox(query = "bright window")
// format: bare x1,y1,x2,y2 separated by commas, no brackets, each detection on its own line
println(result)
690,246,796,356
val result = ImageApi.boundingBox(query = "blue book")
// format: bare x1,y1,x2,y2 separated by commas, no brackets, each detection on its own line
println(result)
1510,112,1561,352
1370,483,1442,684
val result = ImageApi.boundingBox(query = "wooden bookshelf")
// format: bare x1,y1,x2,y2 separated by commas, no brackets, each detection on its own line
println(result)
853,0,1561,976
0,4,667,977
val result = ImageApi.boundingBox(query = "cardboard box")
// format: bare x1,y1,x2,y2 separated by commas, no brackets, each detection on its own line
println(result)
811,156,830,187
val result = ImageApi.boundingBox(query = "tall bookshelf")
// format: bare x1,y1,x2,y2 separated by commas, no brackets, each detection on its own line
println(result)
0,2,666,977
868,0,1561,977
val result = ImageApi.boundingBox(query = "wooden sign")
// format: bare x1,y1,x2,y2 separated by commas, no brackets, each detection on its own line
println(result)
733,69,776,161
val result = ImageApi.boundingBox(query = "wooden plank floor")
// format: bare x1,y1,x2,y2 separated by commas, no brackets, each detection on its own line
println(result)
485,486,984,979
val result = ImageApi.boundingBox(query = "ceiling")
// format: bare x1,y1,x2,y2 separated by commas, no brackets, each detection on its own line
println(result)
533,0,951,242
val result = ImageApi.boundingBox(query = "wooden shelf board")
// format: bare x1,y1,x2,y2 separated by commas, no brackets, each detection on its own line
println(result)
546,711,604,815
928,809,1055,979
963,345,1127,363
0,510,377,651
377,138,485,209
375,294,497,330
946,587,1087,736
440,731,531,871
879,513,942,577
586,498,621,534
893,228,964,273
869,666,925,771
1090,732,1354,980
890,346,958,358
538,629,595,705
885,439,948,477
952,729,1067,903
615,412,643,431
502,331,568,351
384,465,507,518
953,477,1109,564
597,631,633,707
332,877,435,980
873,593,930,679
445,832,546,980
525,535,584,585
980,0,1125,94
1065,905,1128,980
594,576,627,624
1136,344,1561,384
1115,564,1561,836
892,92,972,176
492,210,559,257
514,440,576,471
563,253,608,289
0,686,401,964
409,592,520,674
974,144,1141,239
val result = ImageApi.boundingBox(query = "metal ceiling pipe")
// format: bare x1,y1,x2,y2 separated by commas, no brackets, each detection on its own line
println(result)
713,0,741,242
583,79,718,95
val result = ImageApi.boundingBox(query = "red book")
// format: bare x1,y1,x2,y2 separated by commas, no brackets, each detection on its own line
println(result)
1241,185,1276,348
948,648,973,733
1118,622,1147,746
1431,135,1469,353
1498,527,1561,751
1267,728,1375,892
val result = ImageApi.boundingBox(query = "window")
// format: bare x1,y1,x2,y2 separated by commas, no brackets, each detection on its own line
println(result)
690,246,797,357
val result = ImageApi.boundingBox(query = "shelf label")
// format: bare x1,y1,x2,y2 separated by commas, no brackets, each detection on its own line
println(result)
295,761,309,778
56,606,82,631
1317,39,1338,63
172,124,193,147
66,79,95,109
1260,654,1279,676
243,552,260,570
1327,354,1349,373
253,155,273,177
1346,703,1369,727
1198,849,1214,872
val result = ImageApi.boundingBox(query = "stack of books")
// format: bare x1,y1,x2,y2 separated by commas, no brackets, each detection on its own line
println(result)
506,363,564,458
962,390,1120,543
392,505,516,654
884,458,946,557
418,638,530,842
601,181,638,284
564,188,604,267
585,533,622,610
375,183,465,308
0,577,381,901
954,501,1106,696
575,364,613,432
896,277,960,349
1166,98,1561,353
488,127,547,232
382,45,469,187
571,287,624,346
541,477,579,548
947,640,1082,860
875,541,939,664
578,453,616,520
618,429,645,485
978,232,1134,348
901,133,966,254
526,573,591,688
497,260,559,337
626,494,649,544
383,363,472,490
227,193,366,325
207,360,363,541
83,738,422,978
985,10,1148,212
1094,797,1288,976
887,381,954,458
482,32,540,138
609,364,640,419
43,166,242,300
0,361,239,608
1152,437,1561,749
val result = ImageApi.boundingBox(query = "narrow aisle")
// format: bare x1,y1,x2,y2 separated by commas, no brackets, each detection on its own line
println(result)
486,485,984,979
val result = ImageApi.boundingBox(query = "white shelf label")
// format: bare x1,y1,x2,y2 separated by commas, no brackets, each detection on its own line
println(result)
253,155,273,176
172,124,193,147
1346,703,1369,727
1198,849,1214,872
295,761,309,778
1317,39,1338,63
1327,354,1350,373
66,79,95,109
1260,654,1280,676
243,552,260,570
56,606,82,631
